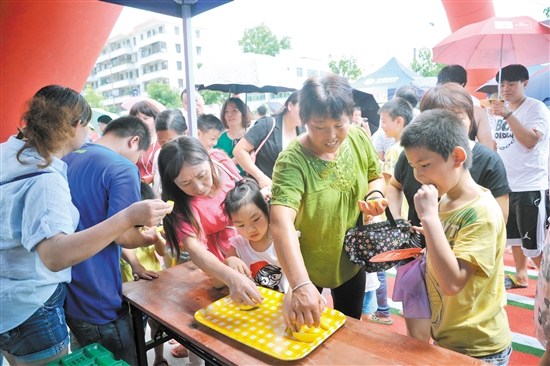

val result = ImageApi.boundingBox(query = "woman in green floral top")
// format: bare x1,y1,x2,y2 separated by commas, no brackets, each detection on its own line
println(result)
271,74,386,331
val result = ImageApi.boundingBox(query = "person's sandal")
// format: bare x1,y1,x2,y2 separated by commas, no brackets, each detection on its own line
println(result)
369,314,394,325
153,357,169,366
504,274,528,289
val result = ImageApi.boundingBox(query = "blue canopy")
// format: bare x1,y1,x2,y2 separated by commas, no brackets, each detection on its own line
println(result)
100,0,232,18
352,57,422,100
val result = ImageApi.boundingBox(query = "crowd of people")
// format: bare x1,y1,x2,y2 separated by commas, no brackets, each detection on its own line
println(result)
1,63,550,366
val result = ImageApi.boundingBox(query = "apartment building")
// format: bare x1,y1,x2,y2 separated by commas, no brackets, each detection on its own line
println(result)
87,16,204,109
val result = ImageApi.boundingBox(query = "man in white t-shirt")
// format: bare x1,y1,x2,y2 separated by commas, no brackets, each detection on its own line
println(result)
493,64,550,288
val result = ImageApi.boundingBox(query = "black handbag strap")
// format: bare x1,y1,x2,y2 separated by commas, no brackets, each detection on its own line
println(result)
0,171,50,186
363,189,398,227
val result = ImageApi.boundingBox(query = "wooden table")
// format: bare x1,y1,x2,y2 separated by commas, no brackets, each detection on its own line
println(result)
123,262,485,365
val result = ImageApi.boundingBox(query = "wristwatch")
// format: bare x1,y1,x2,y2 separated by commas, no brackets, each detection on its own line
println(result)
503,111,514,120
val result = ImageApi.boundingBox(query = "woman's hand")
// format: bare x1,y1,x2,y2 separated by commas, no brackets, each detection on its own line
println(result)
283,283,324,332
126,199,172,228
226,270,263,307
260,185,272,201
224,256,252,279
357,197,388,222
256,174,272,190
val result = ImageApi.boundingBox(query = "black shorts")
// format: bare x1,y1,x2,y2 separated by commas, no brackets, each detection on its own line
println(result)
507,190,549,257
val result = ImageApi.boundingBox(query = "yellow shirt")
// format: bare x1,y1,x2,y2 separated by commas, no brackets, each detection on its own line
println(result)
120,245,162,283
427,188,511,357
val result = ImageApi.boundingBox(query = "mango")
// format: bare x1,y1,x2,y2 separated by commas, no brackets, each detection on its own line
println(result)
292,327,321,343
239,304,258,311
166,200,174,214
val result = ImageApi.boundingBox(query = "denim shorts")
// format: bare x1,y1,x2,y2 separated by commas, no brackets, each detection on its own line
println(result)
474,344,512,366
0,283,69,362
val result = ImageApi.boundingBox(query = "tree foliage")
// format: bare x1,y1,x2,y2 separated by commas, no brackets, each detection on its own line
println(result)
328,55,363,82
409,47,445,77
201,90,226,106
238,22,291,57
82,84,105,108
145,82,181,109
544,7,550,18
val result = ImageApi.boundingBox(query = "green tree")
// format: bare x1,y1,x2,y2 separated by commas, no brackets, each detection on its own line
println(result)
82,84,105,108
238,22,291,56
328,55,363,82
409,47,445,77
145,82,180,109
544,7,550,18
200,90,226,106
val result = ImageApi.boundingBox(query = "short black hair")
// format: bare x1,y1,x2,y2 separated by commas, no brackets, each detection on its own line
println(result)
103,115,151,151
378,98,414,127
401,109,472,169
140,181,156,200
257,105,267,116
299,74,354,124
437,65,467,86
97,115,113,124
496,64,529,83
394,85,419,108
197,114,224,132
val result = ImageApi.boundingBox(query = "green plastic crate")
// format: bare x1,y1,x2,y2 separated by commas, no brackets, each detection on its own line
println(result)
46,343,130,366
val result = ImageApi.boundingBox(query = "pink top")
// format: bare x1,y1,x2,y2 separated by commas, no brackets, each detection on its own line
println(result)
177,150,240,261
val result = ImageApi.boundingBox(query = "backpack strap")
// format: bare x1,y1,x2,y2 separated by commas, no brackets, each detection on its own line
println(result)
212,159,241,182
0,171,50,186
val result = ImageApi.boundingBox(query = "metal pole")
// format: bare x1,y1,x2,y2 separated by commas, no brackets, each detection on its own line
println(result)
181,0,198,137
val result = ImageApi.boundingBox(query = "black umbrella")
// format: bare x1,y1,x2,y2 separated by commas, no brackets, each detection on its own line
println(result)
352,88,380,134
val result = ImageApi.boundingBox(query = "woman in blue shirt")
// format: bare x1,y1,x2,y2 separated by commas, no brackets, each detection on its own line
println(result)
0,85,171,365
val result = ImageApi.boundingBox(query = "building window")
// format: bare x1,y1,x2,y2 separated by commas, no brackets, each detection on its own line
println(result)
195,29,200,38
307,69,318,77
176,44,181,53
296,67,303,77
147,30,151,38
133,37,136,46
177,61,182,71
196,46,202,56
178,79,184,88
175,26,180,35
140,34,144,40
159,26,164,34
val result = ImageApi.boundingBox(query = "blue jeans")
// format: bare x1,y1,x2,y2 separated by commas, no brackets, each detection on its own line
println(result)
474,345,512,366
375,272,391,318
67,311,137,365
362,291,378,315
0,283,69,363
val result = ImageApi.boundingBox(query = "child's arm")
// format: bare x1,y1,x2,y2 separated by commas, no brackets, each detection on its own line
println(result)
154,231,167,257
224,246,252,279
414,184,477,296
183,234,262,306
121,248,159,281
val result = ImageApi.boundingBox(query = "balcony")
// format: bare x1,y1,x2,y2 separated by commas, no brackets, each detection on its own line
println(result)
140,69,171,83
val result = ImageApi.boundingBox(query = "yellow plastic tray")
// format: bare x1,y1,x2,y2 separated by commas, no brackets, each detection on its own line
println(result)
195,287,345,361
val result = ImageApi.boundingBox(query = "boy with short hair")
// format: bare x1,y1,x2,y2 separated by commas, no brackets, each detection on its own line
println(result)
197,114,224,151
401,109,512,364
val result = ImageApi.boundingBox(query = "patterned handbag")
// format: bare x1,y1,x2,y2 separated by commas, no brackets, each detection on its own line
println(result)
344,190,413,273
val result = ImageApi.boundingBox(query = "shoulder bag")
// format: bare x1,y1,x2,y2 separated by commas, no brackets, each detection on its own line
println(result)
344,189,414,273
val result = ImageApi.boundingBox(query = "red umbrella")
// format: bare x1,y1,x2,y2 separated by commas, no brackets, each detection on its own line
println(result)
120,96,167,112
433,16,550,70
